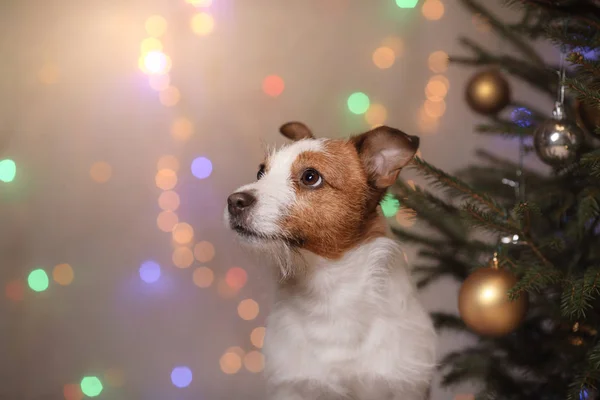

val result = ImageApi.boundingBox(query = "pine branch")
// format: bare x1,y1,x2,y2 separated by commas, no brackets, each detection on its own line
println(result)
462,202,517,235
568,341,600,400
561,266,600,319
390,227,447,247
508,263,562,297
566,77,600,107
475,122,535,137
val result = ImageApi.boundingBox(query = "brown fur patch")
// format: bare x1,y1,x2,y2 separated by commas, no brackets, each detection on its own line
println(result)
279,140,388,259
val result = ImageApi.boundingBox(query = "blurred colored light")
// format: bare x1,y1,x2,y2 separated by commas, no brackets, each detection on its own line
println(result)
422,0,444,20
157,211,179,232
172,222,194,245
90,162,112,183
140,37,163,54
365,103,387,127
430,74,450,90
193,267,214,288
425,80,447,101
159,190,180,211
187,0,213,6
28,269,49,292
424,99,446,118
191,157,213,179
139,261,161,283
144,51,169,75
217,278,238,299
194,241,215,262
250,327,265,349
226,267,248,290
149,74,171,91
220,351,242,374
0,159,16,183
191,12,215,36
145,15,168,38
173,247,194,268
262,75,285,97
53,263,74,286
417,106,440,134
238,299,259,321
63,383,83,400
159,86,181,107
396,0,418,7
171,366,193,388
511,107,533,127
428,51,448,73
382,36,404,56
372,47,395,69
396,207,417,227
171,117,194,141
38,63,59,85
157,155,180,172
381,193,400,218
5,279,25,302
104,368,125,388
227,346,246,357
347,92,370,115
155,169,178,190
80,376,103,397
244,351,265,373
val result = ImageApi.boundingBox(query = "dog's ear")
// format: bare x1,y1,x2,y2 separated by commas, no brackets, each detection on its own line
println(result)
352,126,420,189
279,122,314,141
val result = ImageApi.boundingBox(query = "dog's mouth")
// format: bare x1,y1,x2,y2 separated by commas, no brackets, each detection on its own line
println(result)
230,222,305,246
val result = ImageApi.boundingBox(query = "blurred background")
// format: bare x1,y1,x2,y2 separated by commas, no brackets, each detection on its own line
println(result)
0,1,557,399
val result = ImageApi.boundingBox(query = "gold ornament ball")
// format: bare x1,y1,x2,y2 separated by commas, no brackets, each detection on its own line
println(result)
465,69,511,115
576,100,600,140
458,267,528,336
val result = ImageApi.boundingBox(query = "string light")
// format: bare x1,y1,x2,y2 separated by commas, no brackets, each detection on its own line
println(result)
347,92,370,115
238,299,259,321
382,36,404,56
159,86,181,107
80,376,103,397
63,383,83,400
250,327,266,349
155,169,178,190
139,261,161,283
243,351,264,373
171,366,193,388
140,37,163,54
193,241,215,262
191,12,215,36
172,222,194,245
262,75,285,97
220,350,242,374
5,280,25,302
144,51,170,75
225,267,247,290
380,193,400,218
53,263,74,286
90,162,112,183
193,267,214,288
145,15,168,38
171,117,194,141
372,47,395,69
157,211,179,232
395,0,419,8
149,74,171,91
172,246,194,268
157,155,180,175
0,159,16,183
28,269,49,292
422,0,444,20
158,190,180,211
365,103,387,127
428,51,448,73
191,156,213,179
424,99,446,118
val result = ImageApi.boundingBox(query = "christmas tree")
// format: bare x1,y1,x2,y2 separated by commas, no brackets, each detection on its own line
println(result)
391,1,600,399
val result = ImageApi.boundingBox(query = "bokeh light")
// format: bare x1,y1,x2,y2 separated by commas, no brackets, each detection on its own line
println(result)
217,278,239,299
220,350,242,374
63,383,83,400
149,74,171,91
430,74,450,90
365,103,387,127
90,162,112,183
191,12,215,36
381,193,400,218
424,99,446,118
417,106,440,134
155,169,178,190
396,207,417,227
347,92,370,115
38,63,60,85
226,267,248,290
141,37,163,54
428,51,448,73
139,260,161,283
372,47,395,69
171,366,193,388
80,376,103,397
157,211,179,232
511,107,533,127
250,327,265,349
172,223,194,245
157,155,180,172
0,159,16,183
262,75,285,97
159,190,180,211
191,157,213,179
194,241,215,262
5,280,25,302
382,36,404,56
244,351,265,373
104,368,125,388
238,299,259,321
144,51,170,75
193,267,214,288
172,247,194,268
53,263,74,286
422,0,444,20
227,346,246,357
28,269,49,292
145,15,168,38
159,86,181,107
171,117,194,141
187,0,213,6
396,0,418,8
425,80,447,101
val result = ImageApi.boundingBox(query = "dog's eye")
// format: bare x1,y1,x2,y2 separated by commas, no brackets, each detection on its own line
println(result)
300,169,322,187
257,165,266,180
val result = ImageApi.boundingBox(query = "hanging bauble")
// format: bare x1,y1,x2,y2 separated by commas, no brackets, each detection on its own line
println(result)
465,69,511,115
575,100,600,140
458,253,528,336
534,102,584,166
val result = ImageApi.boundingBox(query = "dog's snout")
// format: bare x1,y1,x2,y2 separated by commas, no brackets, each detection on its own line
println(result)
227,191,257,216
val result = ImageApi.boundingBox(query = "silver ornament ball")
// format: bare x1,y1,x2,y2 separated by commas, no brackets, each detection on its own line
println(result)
533,118,584,166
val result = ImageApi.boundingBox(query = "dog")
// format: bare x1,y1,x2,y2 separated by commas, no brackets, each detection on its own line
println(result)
225,122,436,400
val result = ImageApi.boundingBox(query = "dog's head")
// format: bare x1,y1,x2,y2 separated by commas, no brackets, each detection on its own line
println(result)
225,121,419,266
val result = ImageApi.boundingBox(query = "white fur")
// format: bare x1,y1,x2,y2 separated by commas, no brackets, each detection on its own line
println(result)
264,237,437,400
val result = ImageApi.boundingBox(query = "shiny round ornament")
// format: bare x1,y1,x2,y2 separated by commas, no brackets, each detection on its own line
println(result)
575,100,600,140
458,257,528,337
465,69,511,115
533,117,584,166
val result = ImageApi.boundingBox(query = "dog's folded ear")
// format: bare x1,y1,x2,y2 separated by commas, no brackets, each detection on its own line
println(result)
279,122,314,141
352,126,420,189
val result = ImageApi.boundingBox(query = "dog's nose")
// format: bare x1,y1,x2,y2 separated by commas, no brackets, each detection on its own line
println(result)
227,192,257,216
